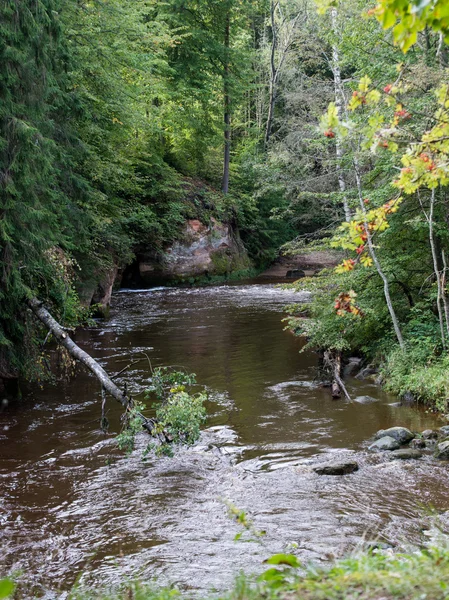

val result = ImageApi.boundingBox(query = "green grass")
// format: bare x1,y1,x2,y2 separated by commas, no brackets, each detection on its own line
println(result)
8,546,447,600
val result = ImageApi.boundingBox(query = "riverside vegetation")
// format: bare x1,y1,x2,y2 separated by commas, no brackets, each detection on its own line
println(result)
3,0,449,411
1,0,449,402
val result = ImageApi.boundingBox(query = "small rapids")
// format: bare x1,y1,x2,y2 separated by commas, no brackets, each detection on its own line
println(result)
1,282,449,596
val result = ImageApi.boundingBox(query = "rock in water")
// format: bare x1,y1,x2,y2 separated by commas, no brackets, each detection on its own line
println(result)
369,436,400,451
355,366,378,380
343,358,362,378
354,395,378,404
313,462,359,476
422,429,438,439
435,440,449,460
389,449,422,460
374,427,414,444
410,438,426,449
401,391,415,405
439,426,449,437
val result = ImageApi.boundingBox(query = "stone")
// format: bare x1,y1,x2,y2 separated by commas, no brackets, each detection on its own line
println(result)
389,449,422,460
410,438,426,449
401,391,415,406
354,395,378,405
313,462,359,476
422,429,438,440
369,436,400,451
435,440,449,460
374,427,414,444
440,426,449,437
355,366,378,380
343,358,362,378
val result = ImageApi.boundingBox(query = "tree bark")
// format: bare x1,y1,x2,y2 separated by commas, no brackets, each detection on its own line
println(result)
324,350,352,401
420,188,448,347
27,297,164,439
331,8,351,223
353,161,405,350
222,10,231,195
428,188,446,347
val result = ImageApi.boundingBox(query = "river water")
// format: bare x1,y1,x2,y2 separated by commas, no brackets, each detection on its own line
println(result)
2,282,449,597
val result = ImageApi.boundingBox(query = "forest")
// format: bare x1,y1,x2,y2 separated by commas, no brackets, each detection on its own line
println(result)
3,0,449,597
2,0,449,408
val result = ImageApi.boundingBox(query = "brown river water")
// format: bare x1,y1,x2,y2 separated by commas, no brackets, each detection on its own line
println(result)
2,281,449,597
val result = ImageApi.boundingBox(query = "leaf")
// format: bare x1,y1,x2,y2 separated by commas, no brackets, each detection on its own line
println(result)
264,553,301,568
0,580,15,599
257,568,286,582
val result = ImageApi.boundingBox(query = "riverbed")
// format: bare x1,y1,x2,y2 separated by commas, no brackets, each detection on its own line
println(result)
1,282,449,597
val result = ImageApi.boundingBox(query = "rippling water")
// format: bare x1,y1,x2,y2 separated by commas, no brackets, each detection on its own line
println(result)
1,282,449,597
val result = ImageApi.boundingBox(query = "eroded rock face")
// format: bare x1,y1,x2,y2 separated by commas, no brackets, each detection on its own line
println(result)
138,218,250,284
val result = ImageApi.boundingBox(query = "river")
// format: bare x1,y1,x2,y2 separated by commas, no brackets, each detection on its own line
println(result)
1,282,449,597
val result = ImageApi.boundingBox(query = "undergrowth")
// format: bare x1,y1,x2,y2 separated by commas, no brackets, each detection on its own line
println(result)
6,545,449,599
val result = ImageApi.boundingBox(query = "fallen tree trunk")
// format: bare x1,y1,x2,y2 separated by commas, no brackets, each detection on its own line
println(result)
324,350,352,402
27,297,164,439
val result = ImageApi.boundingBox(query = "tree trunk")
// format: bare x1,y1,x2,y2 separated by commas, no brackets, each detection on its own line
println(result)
353,161,405,350
27,297,165,440
222,10,231,195
428,188,446,347
324,350,352,401
331,8,351,223
420,188,448,347
265,1,278,146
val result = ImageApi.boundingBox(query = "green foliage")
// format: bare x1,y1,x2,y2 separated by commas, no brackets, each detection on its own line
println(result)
372,0,449,52
224,500,267,542
53,543,449,599
116,400,148,455
382,348,449,412
0,580,15,599
116,368,206,457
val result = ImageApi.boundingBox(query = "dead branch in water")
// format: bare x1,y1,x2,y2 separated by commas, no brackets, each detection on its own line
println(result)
324,350,352,402
27,297,167,441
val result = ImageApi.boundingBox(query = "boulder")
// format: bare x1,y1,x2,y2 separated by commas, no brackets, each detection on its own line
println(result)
313,462,359,476
435,440,449,460
374,427,414,444
440,426,449,437
343,358,362,378
369,436,400,451
389,449,422,460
